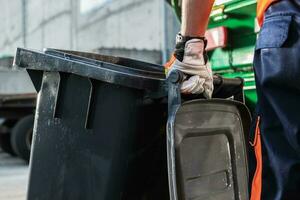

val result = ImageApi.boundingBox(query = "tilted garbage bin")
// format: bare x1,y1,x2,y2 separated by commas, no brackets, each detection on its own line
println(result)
14,48,169,200
166,71,251,200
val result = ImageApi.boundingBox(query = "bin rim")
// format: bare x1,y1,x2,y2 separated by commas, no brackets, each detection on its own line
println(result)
14,48,167,92
44,48,164,74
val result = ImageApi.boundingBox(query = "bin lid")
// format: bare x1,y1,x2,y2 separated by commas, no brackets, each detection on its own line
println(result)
14,48,166,92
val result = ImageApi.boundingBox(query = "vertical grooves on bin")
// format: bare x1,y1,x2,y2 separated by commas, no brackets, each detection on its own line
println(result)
54,72,69,119
85,79,97,130
85,79,93,130
52,72,61,119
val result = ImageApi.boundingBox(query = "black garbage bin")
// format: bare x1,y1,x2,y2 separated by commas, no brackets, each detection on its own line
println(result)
14,48,169,200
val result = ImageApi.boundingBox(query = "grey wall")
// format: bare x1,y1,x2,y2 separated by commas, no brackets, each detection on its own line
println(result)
0,57,35,94
0,0,180,64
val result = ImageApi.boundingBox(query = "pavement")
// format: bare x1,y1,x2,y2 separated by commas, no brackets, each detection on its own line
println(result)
0,149,29,200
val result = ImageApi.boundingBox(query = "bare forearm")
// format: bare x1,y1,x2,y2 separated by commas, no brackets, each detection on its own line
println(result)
181,0,215,37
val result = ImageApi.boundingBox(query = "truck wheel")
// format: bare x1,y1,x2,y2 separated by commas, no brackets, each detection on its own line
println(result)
0,133,16,156
11,115,34,162
0,119,18,156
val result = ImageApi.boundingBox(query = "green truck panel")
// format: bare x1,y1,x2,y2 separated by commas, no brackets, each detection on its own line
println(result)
171,0,258,111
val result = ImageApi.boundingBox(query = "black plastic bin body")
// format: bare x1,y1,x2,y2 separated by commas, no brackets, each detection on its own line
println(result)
14,48,169,200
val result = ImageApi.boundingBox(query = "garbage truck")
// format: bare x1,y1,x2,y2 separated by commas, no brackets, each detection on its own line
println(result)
0,56,36,162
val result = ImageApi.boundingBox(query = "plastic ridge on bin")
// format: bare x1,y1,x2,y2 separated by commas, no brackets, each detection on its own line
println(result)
14,48,167,92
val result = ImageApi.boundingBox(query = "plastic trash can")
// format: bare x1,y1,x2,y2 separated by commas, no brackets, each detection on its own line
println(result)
14,48,169,200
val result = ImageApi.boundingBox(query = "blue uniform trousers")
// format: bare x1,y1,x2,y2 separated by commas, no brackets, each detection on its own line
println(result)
250,1,300,199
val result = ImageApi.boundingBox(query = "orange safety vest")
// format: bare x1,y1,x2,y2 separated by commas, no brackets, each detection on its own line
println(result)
257,0,280,26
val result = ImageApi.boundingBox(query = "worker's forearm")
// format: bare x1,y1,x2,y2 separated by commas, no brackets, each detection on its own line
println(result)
181,0,215,37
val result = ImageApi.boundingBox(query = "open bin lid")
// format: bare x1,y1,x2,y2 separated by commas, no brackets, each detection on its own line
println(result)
14,48,246,100
14,48,166,92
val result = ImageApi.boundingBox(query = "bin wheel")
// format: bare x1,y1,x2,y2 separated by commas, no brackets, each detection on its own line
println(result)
11,115,34,162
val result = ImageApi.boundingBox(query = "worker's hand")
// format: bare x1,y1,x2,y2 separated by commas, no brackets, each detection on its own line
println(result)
165,35,213,98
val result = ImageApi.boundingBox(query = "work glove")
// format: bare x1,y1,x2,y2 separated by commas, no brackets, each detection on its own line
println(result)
165,34,213,98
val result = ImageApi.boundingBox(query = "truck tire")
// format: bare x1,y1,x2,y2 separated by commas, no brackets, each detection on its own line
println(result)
11,115,34,162
0,133,16,156
0,119,18,156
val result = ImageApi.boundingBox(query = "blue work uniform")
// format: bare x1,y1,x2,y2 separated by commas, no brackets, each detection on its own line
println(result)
250,1,300,199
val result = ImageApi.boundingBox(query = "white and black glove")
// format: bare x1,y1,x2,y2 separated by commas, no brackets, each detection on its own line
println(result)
165,34,213,98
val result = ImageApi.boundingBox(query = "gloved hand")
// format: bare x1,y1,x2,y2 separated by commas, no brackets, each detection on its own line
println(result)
165,34,213,98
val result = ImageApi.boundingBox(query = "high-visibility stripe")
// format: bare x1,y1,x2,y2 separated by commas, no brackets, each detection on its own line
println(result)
164,54,176,74
250,116,262,200
257,0,280,26
164,54,176,69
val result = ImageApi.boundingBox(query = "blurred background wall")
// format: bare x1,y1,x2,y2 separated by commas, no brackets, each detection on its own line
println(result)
0,0,180,63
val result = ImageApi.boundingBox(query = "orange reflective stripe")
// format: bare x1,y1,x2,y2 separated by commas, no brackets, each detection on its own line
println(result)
164,54,176,69
250,116,262,200
257,0,280,26
164,54,176,74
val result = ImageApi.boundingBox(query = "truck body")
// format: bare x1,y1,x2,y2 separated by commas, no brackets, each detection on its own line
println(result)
0,56,36,161
171,0,258,111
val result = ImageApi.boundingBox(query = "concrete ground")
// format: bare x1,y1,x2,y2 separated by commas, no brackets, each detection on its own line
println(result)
0,149,29,200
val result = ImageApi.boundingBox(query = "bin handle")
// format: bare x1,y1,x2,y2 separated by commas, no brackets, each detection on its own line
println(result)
166,70,182,200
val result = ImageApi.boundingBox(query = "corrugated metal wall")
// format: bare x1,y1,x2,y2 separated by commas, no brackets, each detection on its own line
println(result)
0,0,179,63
